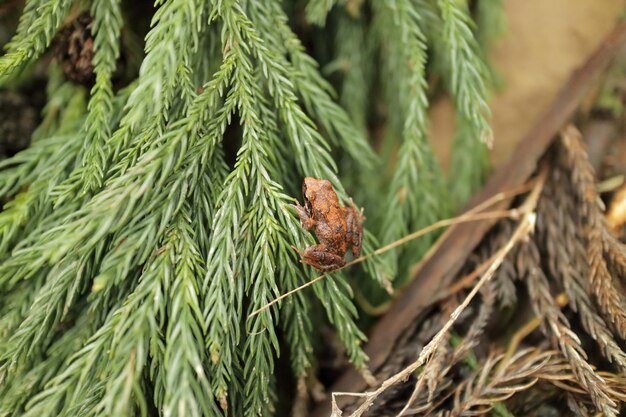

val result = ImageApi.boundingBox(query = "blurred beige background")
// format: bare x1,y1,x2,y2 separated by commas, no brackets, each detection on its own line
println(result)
430,0,625,170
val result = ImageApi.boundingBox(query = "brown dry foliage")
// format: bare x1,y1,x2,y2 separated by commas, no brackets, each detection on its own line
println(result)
561,126,626,339
333,125,626,417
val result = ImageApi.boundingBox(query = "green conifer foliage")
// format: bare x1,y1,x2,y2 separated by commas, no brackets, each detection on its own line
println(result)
0,0,498,415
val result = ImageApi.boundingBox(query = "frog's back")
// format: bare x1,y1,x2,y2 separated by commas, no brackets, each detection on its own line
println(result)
313,196,349,255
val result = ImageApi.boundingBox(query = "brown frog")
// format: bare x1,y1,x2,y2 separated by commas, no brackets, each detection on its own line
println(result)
292,177,364,272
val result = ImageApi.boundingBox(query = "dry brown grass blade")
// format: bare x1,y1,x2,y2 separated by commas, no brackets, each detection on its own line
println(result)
329,168,547,417
561,125,626,339
522,234,618,416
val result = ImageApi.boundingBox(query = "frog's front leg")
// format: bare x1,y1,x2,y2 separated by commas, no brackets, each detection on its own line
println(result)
345,203,364,257
292,202,316,230
295,244,346,272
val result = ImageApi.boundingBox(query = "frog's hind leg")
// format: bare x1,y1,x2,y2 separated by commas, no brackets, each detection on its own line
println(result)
345,206,363,257
300,244,346,272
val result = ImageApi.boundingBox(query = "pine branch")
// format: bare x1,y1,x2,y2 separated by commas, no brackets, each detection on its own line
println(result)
376,0,448,281
72,0,122,194
0,277,43,352
202,17,265,410
436,0,492,145
55,0,207,205
18,203,221,417
234,7,337,181
19,254,165,417
306,0,338,25
0,314,92,417
0,133,81,258
242,202,282,417
2,0,50,51
260,3,378,171
159,207,221,417
448,113,490,210
0,48,231,292
0,0,75,83
1,254,93,372
0,43,232,388
475,0,506,50
334,14,371,132
0,82,130,270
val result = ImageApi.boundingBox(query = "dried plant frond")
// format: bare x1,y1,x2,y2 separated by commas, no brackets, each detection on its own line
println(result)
445,348,565,417
603,230,626,280
566,393,592,417
397,305,454,415
539,167,626,369
560,125,626,339
451,283,496,364
349,317,435,416
521,237,618,416
394,284,496,416
478,220,518,307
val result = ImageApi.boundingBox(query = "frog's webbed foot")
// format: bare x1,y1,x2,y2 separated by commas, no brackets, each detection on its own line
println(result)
292,202,316,230
345,201,364,258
